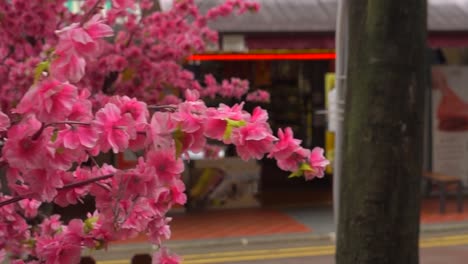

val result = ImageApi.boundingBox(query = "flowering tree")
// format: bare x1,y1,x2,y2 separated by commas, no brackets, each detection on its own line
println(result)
0,0,329,263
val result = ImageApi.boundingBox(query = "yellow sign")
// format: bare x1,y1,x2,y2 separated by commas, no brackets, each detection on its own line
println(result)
324,73,335,174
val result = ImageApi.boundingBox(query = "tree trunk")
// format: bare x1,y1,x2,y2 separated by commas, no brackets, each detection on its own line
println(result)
336,0,427,263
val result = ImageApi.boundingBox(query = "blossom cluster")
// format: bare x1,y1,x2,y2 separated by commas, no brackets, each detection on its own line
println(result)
0,0,328,263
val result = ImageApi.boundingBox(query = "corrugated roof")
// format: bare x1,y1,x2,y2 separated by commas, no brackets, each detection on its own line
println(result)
196,0,468,32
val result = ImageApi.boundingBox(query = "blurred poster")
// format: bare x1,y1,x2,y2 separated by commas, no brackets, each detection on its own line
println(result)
189,158,261,210
432,66,468,184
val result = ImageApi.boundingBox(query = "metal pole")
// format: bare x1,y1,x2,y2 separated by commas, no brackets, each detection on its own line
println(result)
333,0,349,231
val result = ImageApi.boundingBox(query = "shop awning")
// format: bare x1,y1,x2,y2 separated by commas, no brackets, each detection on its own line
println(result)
196,0,468,48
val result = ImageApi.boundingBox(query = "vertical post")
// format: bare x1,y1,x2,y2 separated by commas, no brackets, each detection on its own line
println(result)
333,0,349,230
336,0,427,263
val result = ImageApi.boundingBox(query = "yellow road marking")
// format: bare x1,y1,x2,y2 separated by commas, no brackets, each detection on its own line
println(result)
182,245,334,260
96,234,468,264
183,249,336,264
422,234,468,242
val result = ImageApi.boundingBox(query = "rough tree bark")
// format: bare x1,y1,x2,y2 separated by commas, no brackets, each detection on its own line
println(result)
336,0,427,263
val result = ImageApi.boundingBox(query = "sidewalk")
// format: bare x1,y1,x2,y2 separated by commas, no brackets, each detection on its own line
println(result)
111,197,468,250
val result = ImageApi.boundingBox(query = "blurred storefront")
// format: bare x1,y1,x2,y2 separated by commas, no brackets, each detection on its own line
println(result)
186,1,339,208
186,0,468,208
186,55,334,208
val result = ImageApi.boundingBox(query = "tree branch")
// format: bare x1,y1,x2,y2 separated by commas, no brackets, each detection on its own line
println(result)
0,173,114,207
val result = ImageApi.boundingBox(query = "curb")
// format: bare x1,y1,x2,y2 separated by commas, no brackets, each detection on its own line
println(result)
165,232,333,250
97,232,333,256
163,221,468,250
421,221,468,234
93,221,468,257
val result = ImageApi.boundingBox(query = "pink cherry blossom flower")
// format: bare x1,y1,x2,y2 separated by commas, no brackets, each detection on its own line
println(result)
160,94,182,105
184,89,200,101
52,15,113,83
0,249,5,263
231,107,276,160
173,100,207,133
68,89,94,122
113,163,156,200
204,103,249,140
59,125,99,150
47,136,89,170
84,15,115,40
109,96,149,124
304,147,330,180
146,149,184,182
64,219,88,245
246,89,270,103
54,168,91,207
55,15,113,58
147,217,172,245
150,112,177,149
112,0,136,10
14,79,78,123
39,215,62,236
170,179,187,205
93,103,137,153
106,96,149,151
25,169,65,202
119,198,157,238
128,123,149,151
12,260,40,264
153,247,181,264
19,199,41,218
269,128,301,159
2,115,52,169
231,122,276,161
0,111,10,131
179,127,206,154
50,52,86,83
35,234,82,264
276,147,310,172
268,127,312,171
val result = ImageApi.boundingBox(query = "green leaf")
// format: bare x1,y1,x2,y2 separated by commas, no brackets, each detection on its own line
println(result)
223,124,234,141
34,61,49,83
226,119,247,128
173,128,185,157
288,163,313,178
299,162,312,172
84,216,98,233
22,238,36,248
50,129,59,142
223,119,247,141
288,170,304,178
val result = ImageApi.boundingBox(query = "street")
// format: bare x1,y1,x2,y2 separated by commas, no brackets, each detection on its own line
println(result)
91,231,468,264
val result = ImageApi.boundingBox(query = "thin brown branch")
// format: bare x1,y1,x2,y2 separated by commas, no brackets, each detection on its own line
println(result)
47,121,92,127
0,195,30,207
0,173,114,208
58,173,114,190
147,104,177,112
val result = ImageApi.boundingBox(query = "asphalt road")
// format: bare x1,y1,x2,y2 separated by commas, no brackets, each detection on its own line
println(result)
190,246,468,264
89,231,468,264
